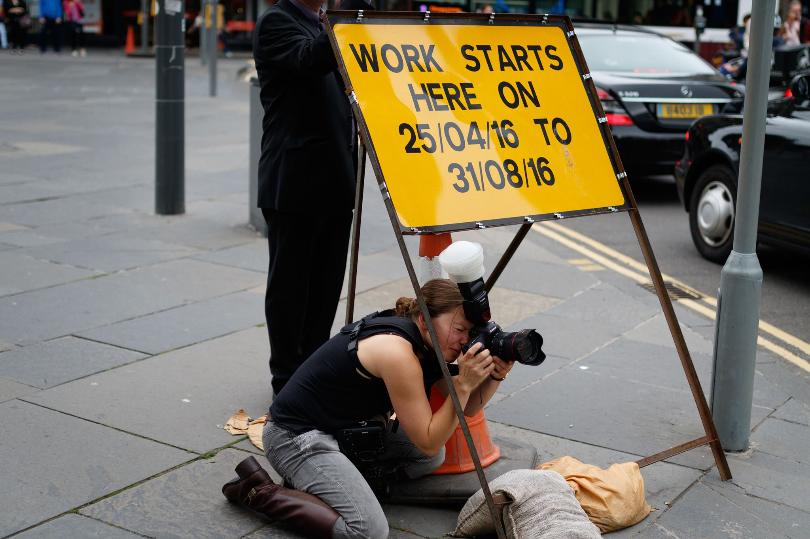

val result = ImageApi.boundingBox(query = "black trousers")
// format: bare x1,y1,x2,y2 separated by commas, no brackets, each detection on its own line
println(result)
66,21,83,50
262,208,353,395
39,17,61,52
7,20,27,49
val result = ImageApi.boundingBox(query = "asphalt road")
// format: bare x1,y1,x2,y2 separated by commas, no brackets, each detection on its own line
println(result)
558,174,810,346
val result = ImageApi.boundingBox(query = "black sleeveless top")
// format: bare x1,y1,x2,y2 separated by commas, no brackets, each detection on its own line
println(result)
269,311,458,435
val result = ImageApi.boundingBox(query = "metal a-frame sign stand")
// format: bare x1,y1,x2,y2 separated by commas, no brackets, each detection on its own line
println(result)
327,12,731,538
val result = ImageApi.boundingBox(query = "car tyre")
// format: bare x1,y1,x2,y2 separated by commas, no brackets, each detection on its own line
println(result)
689,164,736,263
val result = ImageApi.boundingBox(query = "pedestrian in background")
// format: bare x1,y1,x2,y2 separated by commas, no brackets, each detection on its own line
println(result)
0,5,8,49
62,0,84,56
2,0,29,51
252,0,371,396
781,0,810,46
38,0,62,53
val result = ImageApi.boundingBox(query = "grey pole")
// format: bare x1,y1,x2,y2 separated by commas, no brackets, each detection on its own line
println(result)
140,0,150,53
709,0,775,451
693,5,706,55
209,0,218,97
155,0,185,215
200,0,208,66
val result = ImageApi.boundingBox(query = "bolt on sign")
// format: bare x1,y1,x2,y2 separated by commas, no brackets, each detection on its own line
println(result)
327,12,629,232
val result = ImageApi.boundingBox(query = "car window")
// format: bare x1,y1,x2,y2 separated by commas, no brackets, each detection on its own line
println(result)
579,34,718,75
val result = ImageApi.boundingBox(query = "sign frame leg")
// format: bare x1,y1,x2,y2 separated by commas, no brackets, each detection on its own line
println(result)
345,142,367,325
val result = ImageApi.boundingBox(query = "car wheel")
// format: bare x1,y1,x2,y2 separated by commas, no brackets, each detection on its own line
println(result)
689,164,736,263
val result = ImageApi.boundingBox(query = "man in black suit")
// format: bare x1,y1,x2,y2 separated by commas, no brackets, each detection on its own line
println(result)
253,0,356,396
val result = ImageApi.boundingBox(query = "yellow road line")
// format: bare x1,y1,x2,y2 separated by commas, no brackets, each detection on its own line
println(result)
534,224,648,284
533,222,810,373
543,221,810,359
546,221,704,297
579,265,606,272
679,297,810,372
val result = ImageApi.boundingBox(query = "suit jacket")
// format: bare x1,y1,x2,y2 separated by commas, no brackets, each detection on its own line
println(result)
253,0,355,213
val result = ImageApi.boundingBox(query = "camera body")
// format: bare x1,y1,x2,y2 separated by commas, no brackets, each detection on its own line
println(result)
458,278,545,366
462,320,503,354
438,241,545,366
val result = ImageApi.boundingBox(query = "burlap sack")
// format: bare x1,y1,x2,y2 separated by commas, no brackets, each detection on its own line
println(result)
454,469,601,538
538,456,652,533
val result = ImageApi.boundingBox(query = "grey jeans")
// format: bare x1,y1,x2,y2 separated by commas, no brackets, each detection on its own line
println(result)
263,419,445,539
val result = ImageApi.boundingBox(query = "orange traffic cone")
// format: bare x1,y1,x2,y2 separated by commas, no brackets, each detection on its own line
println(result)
417,234,501,474
124,25,136,56
418,233,453,259
429,386,501,474
417,233,453,283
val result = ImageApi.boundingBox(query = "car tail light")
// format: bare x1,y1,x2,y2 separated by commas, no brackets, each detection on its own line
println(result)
685,130,690,142
596,86,634,126
604,113,634,125
784,87,794,98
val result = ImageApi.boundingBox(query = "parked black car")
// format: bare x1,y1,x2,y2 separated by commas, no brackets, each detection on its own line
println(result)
674,75,810,263
576,23,745,178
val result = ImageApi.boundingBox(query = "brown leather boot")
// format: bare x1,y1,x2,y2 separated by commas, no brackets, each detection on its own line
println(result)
222,457,339,539
222,456,273,503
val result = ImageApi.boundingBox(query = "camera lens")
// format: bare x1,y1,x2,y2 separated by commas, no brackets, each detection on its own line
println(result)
491,329,545,366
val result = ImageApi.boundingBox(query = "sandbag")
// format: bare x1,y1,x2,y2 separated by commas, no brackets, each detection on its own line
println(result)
538,456,652,533
454,469,601,538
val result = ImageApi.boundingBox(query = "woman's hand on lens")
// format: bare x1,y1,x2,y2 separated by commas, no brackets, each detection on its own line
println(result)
458,342,495,392
490,357,514,382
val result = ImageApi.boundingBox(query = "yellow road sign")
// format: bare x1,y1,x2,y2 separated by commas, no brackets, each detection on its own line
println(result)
330,17,626,231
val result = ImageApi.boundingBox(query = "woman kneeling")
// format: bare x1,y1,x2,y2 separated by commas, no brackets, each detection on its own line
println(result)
226,279,512,539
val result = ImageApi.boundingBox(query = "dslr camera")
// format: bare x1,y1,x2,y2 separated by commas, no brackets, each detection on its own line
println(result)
439,241,545,366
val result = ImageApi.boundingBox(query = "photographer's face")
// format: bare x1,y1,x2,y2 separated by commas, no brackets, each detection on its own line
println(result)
421,306,472,361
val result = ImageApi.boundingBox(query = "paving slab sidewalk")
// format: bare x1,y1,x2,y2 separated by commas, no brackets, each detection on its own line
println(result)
1,51,810,539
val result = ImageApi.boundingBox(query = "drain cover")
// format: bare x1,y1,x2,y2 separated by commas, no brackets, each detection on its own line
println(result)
640,281,702,301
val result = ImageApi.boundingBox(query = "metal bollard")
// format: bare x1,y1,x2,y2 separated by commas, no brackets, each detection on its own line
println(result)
200,10,207,66
208,0,218,97
155,0,185,215
249,77,267,236
140,0,150,53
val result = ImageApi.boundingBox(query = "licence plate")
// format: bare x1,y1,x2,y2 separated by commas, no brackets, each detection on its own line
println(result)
657,103,714,119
